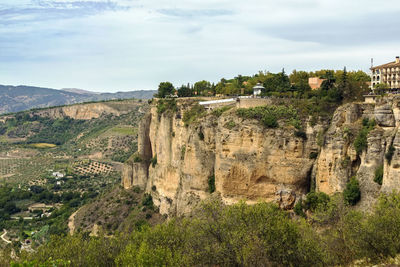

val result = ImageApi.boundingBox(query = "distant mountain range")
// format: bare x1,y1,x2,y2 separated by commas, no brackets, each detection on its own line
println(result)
0,85,156,114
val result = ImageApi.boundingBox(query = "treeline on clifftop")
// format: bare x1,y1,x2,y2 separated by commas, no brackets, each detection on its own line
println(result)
9,191,400,266
156,68,370,103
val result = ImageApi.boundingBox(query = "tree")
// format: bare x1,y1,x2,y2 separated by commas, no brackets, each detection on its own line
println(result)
177,85,193,97
338,67,351,100
263,71,290,93
194,80,212,96
320,71,336,91
343,177,361,205
156,82,175,98
374,83,389,96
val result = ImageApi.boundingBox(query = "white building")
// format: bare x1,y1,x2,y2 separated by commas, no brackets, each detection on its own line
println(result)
253,83,264,96
52,171,64,178
371,56,400,90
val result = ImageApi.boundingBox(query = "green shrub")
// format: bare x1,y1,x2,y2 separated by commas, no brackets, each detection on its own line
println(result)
133,155,142,163
133,186,141,193
142,193,154,208
354,128,369,154
385,144,395,165
304,191,330,211
224,120,236,130
362,117,369,127
183,104,206,126
211,106,232,117
294,200,306,217
343,177,361,205
156,99,177,114
374,165,383,185
261,114,278,128
208,175,215,193
309,151,318,159
150,155,157,168
236,105,300,128
354,119,375,155
294,130,307,139
198,130,204,141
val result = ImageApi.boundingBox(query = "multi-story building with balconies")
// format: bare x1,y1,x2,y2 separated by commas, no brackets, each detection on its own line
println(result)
371,56,400,90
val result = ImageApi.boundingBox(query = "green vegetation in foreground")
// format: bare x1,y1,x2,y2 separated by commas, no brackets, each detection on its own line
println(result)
7,191,400,266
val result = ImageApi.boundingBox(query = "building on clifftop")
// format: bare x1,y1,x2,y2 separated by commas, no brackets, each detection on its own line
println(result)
371,56,400,90
252,83,264,96
308,77,325,90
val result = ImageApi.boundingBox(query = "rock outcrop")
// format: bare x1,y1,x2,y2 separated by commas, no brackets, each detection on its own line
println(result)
123,96,400,215
32,99,142,120
123,99,322,216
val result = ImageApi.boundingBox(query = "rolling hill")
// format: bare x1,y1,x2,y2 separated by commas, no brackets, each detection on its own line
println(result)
0,85,156,114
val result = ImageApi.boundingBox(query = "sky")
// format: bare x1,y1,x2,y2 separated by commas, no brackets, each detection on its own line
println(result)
0,0,399,92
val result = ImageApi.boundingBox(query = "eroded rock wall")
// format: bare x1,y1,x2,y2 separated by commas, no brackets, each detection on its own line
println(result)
124,100,322,216
32,100,140,120
123,96,400,215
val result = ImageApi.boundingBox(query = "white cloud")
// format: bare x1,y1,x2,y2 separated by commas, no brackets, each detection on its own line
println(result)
0,0,399,91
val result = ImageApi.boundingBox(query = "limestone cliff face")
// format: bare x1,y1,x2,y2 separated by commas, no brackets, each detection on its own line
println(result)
123,96,400,215
32,100,141,120
315,97,400,209
123,100,323,216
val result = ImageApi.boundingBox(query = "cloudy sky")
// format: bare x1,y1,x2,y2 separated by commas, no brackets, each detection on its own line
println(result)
0,0,399,92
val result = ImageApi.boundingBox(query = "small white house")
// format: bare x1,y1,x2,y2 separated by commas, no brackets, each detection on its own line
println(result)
253,83,264,96
52,172,64,178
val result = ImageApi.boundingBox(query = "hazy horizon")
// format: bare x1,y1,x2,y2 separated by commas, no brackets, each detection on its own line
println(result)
1,0,399,92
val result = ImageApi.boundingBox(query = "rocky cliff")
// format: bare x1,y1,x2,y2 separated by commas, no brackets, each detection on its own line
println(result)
31,100,143,120
123,96,400,216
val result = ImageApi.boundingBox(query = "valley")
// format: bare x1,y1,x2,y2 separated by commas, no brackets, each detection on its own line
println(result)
0,99,152,249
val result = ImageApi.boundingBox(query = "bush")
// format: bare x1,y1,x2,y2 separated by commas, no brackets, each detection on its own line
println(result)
198,130,204,141
236,105,300,129
294,200,306,217
224,120,236,130
133,155,142,163
304,191,330,211
183,105,206,126
133,186,141,193
309,151,318,159
343,177,361,205
374,165,383,185
354,118,375,155
261,113,278,128
208,175,215,193
142,194,154,208
354,128,369,154
385,144,395,165
211,106,232,117
294,130,307,139
156,99,177,114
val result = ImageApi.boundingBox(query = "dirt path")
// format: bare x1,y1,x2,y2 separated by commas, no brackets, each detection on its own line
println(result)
68,209,80,235
1,229,11,244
